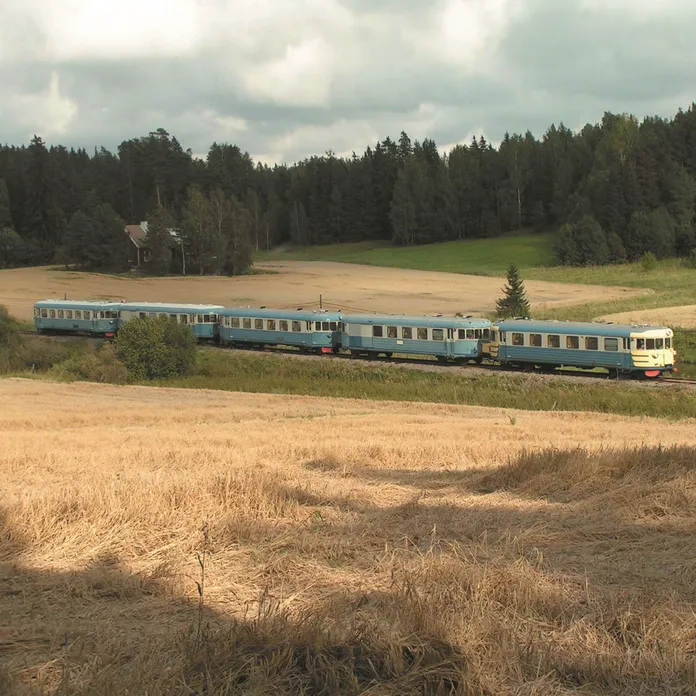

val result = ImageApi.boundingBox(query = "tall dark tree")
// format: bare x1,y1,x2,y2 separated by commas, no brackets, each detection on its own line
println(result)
146,206,176,275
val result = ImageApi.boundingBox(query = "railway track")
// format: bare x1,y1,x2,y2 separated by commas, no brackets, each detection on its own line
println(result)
20,329,695,387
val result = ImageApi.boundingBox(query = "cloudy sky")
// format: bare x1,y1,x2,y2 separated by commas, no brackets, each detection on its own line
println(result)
1,0,695,164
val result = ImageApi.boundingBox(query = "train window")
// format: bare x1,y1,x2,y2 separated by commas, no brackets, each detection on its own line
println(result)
84,311,91,320
635,338,645,349
149,313,157,319
181,315,189,325
604,337,618,352
585,337,598,350
490,330,497,342
231,318,239,328
313,322,320,330
483,329,490,340
75,310,81,320
49,309,56,318
41,309,47,318
529,334,542,347
432,328,444,341
267,319,276,330
387,326,397,338
457,329,465,339
34,308,39,317
466,329,474,339
373,325,383,337
255,319,263,330
330,322,338,331
417,328,428,340
402,327,413,339
279,320,289,331
623,338,629,350
500,332,506,342
475,329,483,339
243,318,251,329
322,322,330,331
511,333,524,346
646,338,655,350
566,336,579,349
655,338,663,349
169,314,177,322
292,321,301,332
547,335,560,348
306,322,313,331
66,310,73,319
665,338,671,349
57,310,64,319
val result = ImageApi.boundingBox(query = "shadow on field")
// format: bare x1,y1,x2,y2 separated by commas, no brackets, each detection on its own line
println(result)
0,506,472,695
1,445,696,694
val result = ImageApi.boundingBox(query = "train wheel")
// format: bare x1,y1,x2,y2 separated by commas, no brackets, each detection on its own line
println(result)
384,352,393,359
436,355,447,365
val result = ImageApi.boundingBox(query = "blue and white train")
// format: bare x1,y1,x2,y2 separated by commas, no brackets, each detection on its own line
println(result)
32,299,677,378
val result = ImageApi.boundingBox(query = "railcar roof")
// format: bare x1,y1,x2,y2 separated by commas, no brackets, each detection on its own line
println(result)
119,302,224,312
494,319,670,337
220,307,342,321
342,313,491,328
35,299,119,308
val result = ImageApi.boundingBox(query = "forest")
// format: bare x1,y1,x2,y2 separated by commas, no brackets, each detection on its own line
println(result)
1,103,696,274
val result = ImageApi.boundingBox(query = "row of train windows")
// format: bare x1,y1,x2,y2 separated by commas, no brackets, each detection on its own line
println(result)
135,312,217,324
37,309,119,320
222,318,340,331
371,326,490,340
503,333,671,351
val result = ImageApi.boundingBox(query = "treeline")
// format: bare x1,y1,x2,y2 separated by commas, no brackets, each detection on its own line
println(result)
1,105,696,273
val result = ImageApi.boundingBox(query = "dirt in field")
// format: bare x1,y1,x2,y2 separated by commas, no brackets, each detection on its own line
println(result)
0,263,648,321
599,304,696,329
1,379,696,693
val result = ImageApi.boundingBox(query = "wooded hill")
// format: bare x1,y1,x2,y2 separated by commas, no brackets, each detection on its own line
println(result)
1,104,696,273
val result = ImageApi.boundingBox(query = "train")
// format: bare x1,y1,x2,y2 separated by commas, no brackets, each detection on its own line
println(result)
33,299,677,378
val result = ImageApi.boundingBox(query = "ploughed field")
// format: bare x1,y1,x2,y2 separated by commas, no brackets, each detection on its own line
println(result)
0,263,647,322
600,304,696,330
1,379,696,694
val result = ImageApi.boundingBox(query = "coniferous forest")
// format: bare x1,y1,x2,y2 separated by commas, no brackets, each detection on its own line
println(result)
1,104,696,274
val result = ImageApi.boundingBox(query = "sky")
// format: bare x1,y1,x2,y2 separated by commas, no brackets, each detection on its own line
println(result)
1,0,695,165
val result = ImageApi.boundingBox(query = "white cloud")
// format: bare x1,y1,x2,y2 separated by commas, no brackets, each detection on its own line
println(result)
10,72,78,137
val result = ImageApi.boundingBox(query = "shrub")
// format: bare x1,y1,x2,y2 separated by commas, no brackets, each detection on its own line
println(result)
116,316,197,380
640,251,658,273
0,304,19,348
55,343,128,383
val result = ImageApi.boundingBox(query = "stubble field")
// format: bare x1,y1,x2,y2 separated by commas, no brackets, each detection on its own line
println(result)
2,379,696,694
0,263,646,322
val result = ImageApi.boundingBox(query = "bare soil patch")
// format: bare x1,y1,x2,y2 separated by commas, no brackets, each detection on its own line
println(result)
0,263,647,321
599,304,696,329
1,379,695,693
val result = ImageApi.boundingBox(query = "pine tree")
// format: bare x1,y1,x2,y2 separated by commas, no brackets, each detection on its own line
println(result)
64,210,91,267
495,265,531,318
146,206,175,275
0,179,12,229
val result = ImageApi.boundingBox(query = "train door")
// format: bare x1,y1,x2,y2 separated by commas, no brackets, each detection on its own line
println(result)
446,328,455,357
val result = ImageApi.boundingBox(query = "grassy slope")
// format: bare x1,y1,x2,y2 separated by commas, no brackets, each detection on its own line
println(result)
257,232,557,274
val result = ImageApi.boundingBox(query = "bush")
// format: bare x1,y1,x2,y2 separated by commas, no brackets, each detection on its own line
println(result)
116,316,197,380
640,251,658,273
54,343,128,383
0,304,19,348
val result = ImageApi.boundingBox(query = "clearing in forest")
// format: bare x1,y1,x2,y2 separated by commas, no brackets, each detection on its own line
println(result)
1,379,696,693
0,263,645,322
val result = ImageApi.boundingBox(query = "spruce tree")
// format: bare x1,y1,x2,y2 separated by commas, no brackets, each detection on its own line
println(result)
495,264,531,318
146,206,175,275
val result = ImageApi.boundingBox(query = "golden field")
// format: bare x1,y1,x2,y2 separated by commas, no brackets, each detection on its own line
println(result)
600,304,696,329
1,378,696,694
0,263,647,322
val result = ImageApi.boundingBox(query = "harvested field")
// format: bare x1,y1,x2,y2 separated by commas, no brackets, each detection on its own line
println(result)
0,263,648,322
1,379,696,694
599,304,696,329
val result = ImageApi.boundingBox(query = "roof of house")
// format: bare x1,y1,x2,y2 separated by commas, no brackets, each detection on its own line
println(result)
125,224,148,249
125,221,181,250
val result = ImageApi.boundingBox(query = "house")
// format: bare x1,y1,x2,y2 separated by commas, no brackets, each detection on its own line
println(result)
124,221,185,270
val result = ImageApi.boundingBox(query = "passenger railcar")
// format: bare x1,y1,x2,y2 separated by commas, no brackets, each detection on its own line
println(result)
488,319,676,377
341,314,491,362
34,300,122,337
219,308,343,352
118,303,224,340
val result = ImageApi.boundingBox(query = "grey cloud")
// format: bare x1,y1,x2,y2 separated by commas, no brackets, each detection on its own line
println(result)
1,1,696,163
